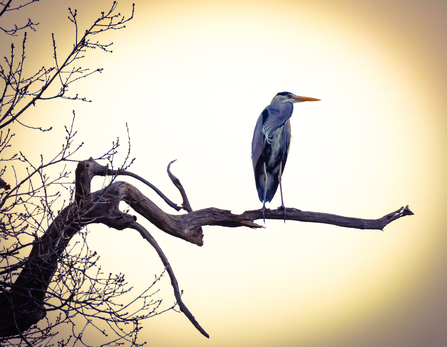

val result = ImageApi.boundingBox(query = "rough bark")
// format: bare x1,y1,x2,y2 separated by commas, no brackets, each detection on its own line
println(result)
0,158,413,339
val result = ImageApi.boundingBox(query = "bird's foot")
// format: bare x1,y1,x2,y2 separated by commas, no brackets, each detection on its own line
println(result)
278,205,287,223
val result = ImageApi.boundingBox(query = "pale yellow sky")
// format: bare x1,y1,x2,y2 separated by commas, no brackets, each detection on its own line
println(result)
3,0,447,346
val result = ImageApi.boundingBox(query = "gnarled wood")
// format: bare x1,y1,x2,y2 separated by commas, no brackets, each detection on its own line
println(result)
0,158,413,339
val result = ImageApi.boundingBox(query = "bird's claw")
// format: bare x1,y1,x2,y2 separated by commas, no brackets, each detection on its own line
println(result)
278,205,287,223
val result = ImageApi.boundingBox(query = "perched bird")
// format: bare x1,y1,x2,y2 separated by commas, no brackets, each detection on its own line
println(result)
251,91,320,220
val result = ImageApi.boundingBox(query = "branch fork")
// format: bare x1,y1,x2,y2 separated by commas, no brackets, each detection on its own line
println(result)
0,157,413,339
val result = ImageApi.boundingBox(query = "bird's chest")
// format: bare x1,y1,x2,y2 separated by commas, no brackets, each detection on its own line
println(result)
264,126,286,167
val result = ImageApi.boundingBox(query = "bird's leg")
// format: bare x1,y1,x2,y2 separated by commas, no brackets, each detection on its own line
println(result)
279,161,286,223
263,163,268,223
262,199,266,223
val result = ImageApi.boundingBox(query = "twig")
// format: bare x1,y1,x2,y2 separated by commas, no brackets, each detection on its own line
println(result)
167,160,193,213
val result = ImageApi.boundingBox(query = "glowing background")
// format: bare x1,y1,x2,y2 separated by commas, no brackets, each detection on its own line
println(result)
3,0,447,346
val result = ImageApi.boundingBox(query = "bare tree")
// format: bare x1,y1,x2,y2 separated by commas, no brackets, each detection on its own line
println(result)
0,0,134,131
0,2,176,346
0,1,414,346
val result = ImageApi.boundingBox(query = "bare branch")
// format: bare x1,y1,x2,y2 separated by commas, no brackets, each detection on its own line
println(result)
0,2,135,130
108,168,182,212
129,222,209,338
167,160,194,213
240,205,414,230
0,0,40,36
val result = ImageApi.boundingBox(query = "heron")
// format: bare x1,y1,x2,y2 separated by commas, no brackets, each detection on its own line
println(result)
251,91,320,221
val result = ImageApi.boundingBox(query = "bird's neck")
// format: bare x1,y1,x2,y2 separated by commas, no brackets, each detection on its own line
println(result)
270,101,292,113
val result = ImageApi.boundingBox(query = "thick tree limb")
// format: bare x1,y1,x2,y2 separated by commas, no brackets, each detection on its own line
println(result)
240,205,414,230
0,158,413,339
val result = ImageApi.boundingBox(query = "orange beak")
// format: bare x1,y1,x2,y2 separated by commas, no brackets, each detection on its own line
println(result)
293,95,320,102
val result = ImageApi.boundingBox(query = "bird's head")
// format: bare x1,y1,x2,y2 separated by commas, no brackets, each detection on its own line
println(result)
274,91,320,104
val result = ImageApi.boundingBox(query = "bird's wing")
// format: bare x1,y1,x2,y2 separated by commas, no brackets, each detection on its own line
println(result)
251,107,269,171
252,107,269,202
280,119,292,173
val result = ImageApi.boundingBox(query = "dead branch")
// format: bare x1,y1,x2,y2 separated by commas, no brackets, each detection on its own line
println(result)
167,160,194,212
240,205,414,230
0,157,413,340
129,222,209,338
107,168,182,212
